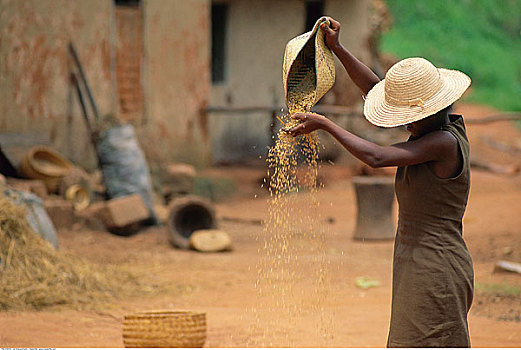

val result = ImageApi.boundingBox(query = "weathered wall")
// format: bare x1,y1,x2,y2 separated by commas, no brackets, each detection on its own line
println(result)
326,0,373,107
141,0,211,169
0,0,370,170
209,0,373,163
0,0,115,170
210,0,306,163
1,0,212,171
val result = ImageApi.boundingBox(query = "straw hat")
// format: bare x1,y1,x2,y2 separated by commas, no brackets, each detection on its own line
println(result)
364,57,471,127
283,16,336,107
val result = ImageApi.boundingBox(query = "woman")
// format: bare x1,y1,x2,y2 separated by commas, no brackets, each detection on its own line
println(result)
286,17,474,347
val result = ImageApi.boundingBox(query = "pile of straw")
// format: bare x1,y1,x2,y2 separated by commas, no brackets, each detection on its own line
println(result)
0,195,158,311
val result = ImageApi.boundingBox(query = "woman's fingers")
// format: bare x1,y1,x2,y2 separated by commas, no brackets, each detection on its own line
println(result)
322,23,335,35
289,125,302,136
284,113,324,136
283,123,305,136
291,113,307,121
328,17,340,30
292,112,322,120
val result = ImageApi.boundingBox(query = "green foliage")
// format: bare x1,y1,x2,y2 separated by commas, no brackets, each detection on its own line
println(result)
380,0,521,111
355,276,380,289
193,176,236,202
475,282,521,297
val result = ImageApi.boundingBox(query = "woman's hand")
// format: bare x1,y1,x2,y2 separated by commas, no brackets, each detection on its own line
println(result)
284,113,328,137
321,17,341,50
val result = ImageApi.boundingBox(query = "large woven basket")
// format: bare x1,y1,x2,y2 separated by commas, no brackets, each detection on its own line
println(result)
282,16,335,112
122,310,206,348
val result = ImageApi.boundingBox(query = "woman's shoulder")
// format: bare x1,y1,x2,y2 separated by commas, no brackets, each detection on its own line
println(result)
447,113,466,128
425,129,459,150
444,113,469,139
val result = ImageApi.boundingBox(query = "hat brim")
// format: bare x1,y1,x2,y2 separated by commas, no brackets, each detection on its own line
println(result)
363,68,471,128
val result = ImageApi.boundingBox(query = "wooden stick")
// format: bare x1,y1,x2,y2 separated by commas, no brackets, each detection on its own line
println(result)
205,104,361,117
466,113,521,124
220,216,263,225
69,43,100,122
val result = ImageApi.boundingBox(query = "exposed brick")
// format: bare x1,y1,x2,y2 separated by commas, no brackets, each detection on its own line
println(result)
43,197,75,230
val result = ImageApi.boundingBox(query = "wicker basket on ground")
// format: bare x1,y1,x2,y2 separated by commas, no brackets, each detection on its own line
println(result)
122,310,206,348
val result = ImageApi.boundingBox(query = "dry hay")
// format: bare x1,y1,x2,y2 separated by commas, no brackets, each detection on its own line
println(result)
0,195,159,311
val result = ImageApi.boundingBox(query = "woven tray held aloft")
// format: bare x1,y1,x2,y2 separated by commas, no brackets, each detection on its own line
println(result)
282,16,336,114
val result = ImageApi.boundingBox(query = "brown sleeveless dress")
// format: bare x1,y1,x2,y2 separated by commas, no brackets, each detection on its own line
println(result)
387,115,474,347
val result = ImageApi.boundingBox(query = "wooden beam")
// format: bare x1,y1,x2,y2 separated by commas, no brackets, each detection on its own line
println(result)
205,104,361,117
466,113,521,124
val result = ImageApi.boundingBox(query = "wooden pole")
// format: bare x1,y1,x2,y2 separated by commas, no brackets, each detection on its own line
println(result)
466,113,521,124
69,43,100,122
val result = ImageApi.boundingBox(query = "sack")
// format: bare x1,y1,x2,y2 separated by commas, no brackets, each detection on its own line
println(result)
4,188,59,249
97,124,158,224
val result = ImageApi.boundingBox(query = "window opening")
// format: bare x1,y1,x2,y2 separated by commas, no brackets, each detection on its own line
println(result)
212,3,228,83
115,0,141,7
305,0,324,32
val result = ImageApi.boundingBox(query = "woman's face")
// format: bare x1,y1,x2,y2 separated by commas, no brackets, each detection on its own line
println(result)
405,107,451,138
405,118,432,138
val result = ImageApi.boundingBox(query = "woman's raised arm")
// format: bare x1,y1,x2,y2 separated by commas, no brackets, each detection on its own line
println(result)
322,18,381,95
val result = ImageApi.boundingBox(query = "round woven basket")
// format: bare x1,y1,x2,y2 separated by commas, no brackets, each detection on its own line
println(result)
59,167,92,211
64,184,90,211
19,146,74,193
122,310,206,348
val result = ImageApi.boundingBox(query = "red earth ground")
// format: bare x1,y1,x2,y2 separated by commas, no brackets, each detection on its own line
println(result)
1,104,521,347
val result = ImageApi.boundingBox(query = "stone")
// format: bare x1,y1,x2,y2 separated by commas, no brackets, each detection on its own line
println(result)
494,260,521,275
166,163,196,178
189,229,232,252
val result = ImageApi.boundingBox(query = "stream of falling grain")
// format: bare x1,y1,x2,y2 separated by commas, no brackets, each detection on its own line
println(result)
249,86,333,347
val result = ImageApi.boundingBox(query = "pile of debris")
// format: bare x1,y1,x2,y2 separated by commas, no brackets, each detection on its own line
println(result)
0,194,158,311
0,144,154,237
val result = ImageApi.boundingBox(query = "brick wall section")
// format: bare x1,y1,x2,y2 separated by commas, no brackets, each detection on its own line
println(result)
115,6,144,123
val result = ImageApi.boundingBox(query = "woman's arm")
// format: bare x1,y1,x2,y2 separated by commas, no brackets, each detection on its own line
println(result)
322,18,381,95
286,113,456,168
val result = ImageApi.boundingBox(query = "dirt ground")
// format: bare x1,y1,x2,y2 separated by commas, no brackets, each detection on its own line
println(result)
1,104,521,347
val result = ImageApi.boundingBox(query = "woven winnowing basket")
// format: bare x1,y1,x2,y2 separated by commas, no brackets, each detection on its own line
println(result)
283,16,336,112
122,311,206,348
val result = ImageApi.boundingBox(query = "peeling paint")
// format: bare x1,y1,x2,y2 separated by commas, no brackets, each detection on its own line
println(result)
142,0,211,167
1,0,114,169
2,0,213,169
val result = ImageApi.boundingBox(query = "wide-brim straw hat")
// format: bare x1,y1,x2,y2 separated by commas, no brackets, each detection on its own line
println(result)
283,16,335,107
364,57,471,127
